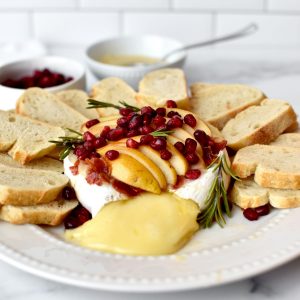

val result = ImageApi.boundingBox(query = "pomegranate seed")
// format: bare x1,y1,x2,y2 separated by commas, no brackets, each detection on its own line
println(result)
211,140,227,155
119,107,133,116
184,114,197,128
140,134,154,145
167,111,181,118
74,145,89,160
243,208,259,221
174,141,185,154
150,137,167,151
139,125,153,135
100,126,111,138
166,100,177,108
83,131,96,142
155,124,168,131
185,169,201,180
194,130,209,147
84,140,94,151
185,152,199,165
160,149,172,160
85,119,99,128
64,205,91,229
167,116,183,129
185,138,197,153
62,186,76,200
127,129,139,137
107,128,125,141
255,204,270,216
152,115,166,126
105,150,119,160
94,136,107,148
156,107,166,116
143,113,152,125
90,152,101,158
126,138,140,149
173,175,185,189
141,106,155,116
126,112,137,121
117,117,128,128
128,115,142,129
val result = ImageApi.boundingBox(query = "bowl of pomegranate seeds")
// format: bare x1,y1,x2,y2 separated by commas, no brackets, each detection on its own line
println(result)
0,56,86,110
85,35,186,87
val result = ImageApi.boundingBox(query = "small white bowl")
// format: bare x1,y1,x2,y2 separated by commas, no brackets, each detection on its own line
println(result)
85,35,187,88
0,56,86,111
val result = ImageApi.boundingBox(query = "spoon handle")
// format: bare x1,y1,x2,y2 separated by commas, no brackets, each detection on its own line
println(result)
163,23,258,60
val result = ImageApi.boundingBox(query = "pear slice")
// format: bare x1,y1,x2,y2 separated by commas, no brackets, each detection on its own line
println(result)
166,143,188,176
166,108,211,135
99,152,161,194
98,144,167,190
83,119,118,134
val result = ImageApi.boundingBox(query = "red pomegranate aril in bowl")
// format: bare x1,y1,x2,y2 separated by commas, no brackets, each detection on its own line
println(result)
185,152,199,165
140,134,154,145
160,149,172,160
84,140,94,151
167,116,183,129
194,129,209,147
107,128,125,141
94,136,107,149
62,186,76,200
119,107,133,116
141,106,155,116
185,138,197,153
156,107,166,116
143,114,152,125
100,126,111,138
126,138,140,149
184,114,197,128
117,117,128,128
128,115,142,130
83,131,96,142
243,208,259,221
185,169,201,180
85,119,99,129
255,204,270,216
153,115,166,126
139,125,153,135
150,137,167,151
174,141,185,154
105,150,119,160
166,100,177,108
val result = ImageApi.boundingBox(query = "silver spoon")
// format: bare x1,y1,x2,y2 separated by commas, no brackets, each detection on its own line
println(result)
129,23,258,67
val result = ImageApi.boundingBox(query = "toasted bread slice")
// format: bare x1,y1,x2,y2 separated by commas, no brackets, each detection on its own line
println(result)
16,87,87,132
270,133,300,148
0,110,64,164
0,198,78,225
232,145,300,189
0,165,68,206
0,153,63,173
222,99,297,150
137,68,189,109
284,122,299,133
190,83,265,129
90,77,139,116
231,178,300,209
56,89,98,120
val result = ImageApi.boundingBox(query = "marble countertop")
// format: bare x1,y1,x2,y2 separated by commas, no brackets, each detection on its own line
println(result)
1,47,300,300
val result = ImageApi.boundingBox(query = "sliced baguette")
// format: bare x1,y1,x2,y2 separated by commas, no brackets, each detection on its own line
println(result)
222,99,297,150
0,110,65,164
0,153,63,173
284,121,299,133
270,133,300,148
0,165,68,206
137,68,189,109
90,77,139,116
190,83,265,129
231,178,300,209
0,198,78,225
232,145,300,189
16,87,87,132
56,89,98,119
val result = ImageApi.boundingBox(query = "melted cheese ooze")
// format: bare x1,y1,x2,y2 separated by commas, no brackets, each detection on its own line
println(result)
65,193,200,256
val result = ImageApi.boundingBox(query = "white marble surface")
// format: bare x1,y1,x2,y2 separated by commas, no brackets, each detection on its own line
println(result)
1,47,300,299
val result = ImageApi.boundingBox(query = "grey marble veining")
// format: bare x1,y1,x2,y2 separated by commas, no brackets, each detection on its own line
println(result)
1,48,300,300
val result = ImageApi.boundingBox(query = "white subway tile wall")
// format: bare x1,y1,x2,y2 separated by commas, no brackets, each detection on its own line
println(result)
0,0,299,48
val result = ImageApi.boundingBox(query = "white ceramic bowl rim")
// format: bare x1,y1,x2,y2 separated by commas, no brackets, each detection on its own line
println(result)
0,55,86,91
85,35,187,71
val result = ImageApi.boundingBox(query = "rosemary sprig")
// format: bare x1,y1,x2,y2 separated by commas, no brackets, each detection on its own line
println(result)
86,99,140,112
49,128,83,160
150,129,174,137
197,151,240,228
